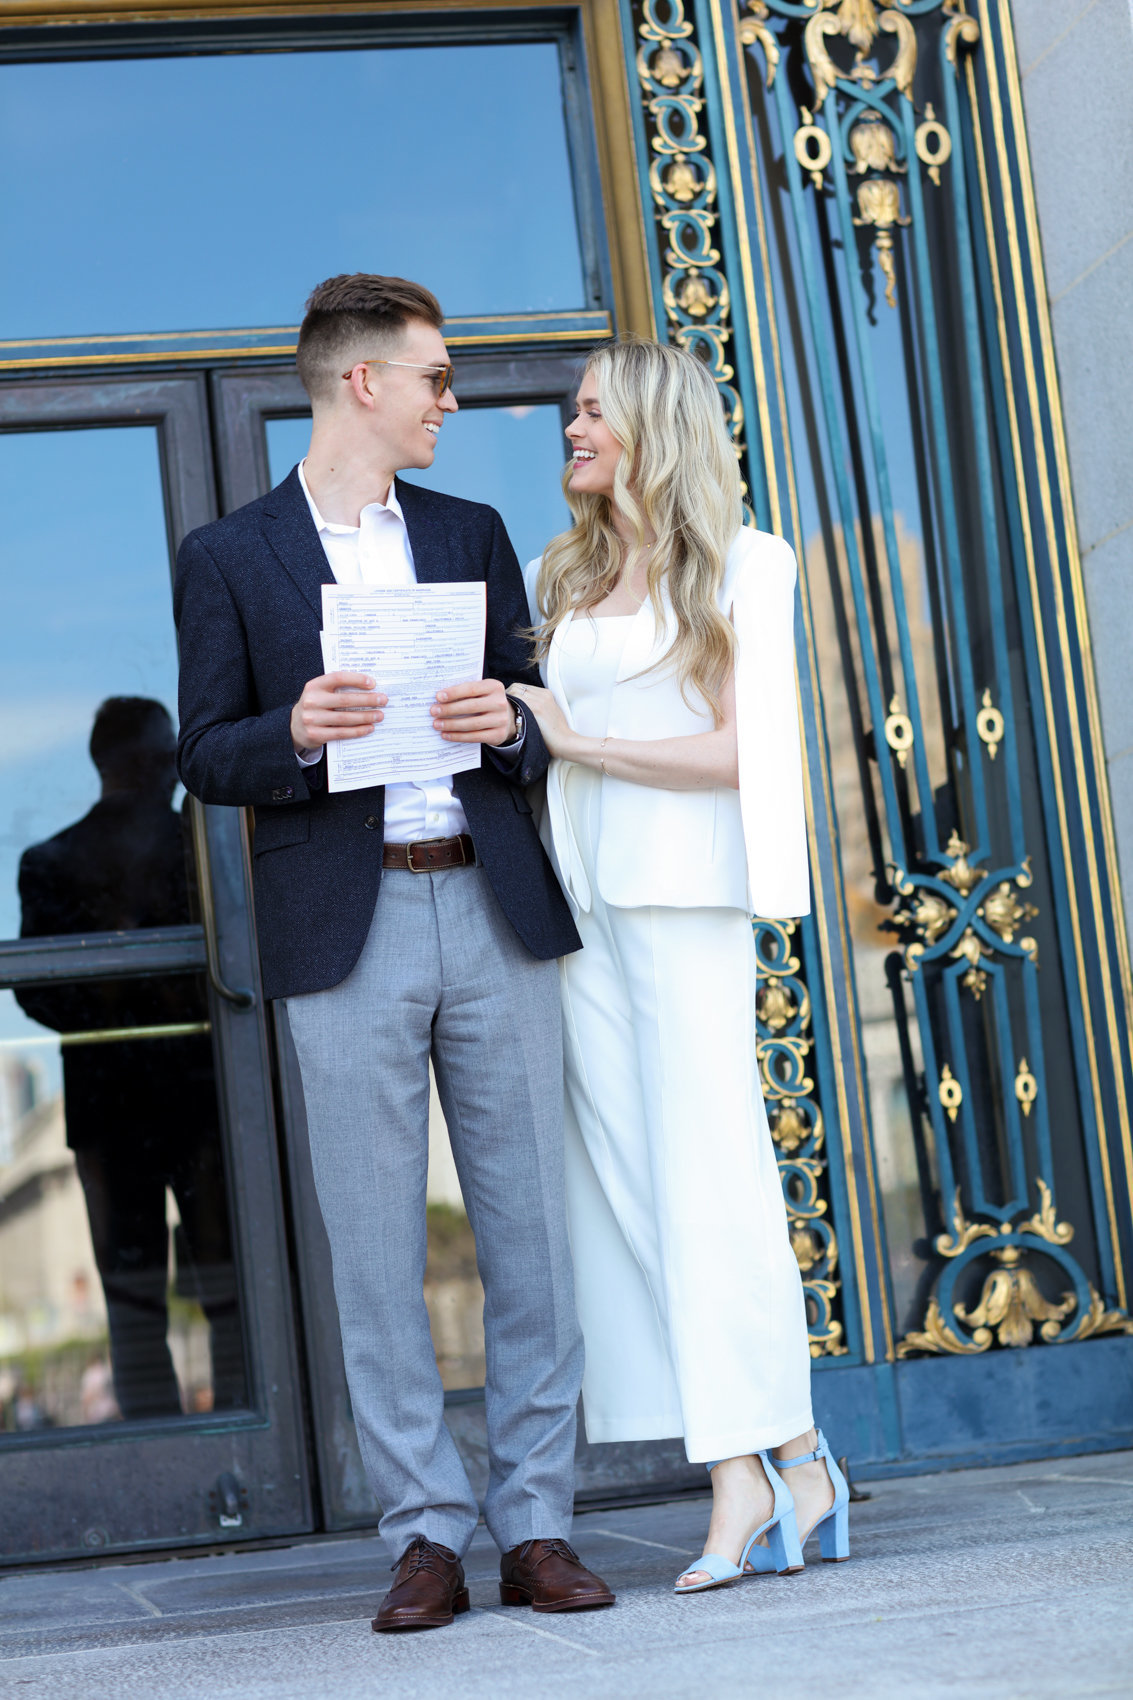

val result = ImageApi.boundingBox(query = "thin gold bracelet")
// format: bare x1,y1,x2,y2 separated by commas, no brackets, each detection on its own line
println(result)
599,737,609,776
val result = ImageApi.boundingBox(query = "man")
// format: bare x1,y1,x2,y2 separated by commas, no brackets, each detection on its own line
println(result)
174,274,613,1630
17,698,242,1420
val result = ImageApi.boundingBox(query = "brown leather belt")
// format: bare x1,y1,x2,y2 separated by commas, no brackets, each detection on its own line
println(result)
382,834,475,873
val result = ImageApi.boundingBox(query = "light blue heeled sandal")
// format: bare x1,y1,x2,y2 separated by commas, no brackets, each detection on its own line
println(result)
673,1549,746,1594
675,1455,804,1592
746,1430,850,1572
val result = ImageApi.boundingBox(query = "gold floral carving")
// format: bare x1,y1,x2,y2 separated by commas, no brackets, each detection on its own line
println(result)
803,2,917,109
853,179,911,308
940,832,985,897
850,111,902,174
955,1246,1075,1349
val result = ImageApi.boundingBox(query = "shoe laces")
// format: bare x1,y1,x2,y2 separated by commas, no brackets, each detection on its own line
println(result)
528,1537,580,1567
394,1537,453,1577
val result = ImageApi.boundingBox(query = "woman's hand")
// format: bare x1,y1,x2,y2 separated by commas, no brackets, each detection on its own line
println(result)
507,683,575,759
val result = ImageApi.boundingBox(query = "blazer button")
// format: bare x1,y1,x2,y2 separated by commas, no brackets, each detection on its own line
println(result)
271,786,294,802
364,815,380,830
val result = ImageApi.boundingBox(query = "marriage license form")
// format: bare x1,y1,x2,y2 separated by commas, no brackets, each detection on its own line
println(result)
320,581,487,794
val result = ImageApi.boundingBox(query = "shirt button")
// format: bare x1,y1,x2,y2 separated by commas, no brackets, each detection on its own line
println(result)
364,815,380,830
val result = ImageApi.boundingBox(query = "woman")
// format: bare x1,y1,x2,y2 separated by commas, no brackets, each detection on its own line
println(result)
507,339,849,1591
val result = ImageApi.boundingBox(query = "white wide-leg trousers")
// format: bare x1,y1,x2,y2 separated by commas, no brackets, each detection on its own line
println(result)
560,772,814,1463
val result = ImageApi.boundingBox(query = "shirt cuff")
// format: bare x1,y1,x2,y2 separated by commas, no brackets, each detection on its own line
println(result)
295,745,323,768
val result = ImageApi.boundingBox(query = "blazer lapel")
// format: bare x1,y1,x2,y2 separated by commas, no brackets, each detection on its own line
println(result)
261,465,334,619
547,605,574,713
394,478,451,585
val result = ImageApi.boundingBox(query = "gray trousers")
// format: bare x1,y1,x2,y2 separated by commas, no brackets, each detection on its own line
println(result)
285,862,582,1558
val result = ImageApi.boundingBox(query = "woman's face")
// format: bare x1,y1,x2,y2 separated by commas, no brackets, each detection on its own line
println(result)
564,379,622,499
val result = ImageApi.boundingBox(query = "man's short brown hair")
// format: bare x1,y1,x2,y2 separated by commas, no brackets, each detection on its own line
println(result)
296,274,444,405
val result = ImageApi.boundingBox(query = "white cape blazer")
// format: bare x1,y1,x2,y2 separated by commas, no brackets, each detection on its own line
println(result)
523,525,811,921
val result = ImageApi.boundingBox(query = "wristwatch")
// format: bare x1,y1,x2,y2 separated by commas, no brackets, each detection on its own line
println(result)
504,695,526,747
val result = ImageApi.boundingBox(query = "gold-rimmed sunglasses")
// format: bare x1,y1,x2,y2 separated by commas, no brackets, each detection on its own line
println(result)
343,358,455,398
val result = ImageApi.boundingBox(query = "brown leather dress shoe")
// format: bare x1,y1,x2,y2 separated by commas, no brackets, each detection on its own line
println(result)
372,1537,470,1632
499,1538,616,1613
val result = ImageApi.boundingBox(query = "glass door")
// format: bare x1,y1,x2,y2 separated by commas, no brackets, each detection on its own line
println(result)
0,376,310,1562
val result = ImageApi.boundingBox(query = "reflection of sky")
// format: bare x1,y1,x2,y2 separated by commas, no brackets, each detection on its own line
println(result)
0,426,177,1045
0,44,585,340
266,404,571,574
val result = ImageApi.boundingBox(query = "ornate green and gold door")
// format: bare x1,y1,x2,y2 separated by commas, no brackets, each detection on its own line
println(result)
618,0,1133,1467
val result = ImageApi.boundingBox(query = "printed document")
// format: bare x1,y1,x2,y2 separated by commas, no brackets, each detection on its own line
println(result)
320,581,487,793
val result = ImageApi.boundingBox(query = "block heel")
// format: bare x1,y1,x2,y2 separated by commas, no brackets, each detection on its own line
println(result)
499,1582,530,1606
817,1501,850,1562
762,1501,805,1575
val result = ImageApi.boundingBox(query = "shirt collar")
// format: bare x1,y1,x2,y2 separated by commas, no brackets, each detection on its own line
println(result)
297,458,405,535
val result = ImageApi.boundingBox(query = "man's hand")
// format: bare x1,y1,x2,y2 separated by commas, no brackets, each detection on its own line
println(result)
431,679,517,747
290,672,387,756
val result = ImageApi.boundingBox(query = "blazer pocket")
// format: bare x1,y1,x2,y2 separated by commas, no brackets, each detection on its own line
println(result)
511,789,534,815
252,808,311,855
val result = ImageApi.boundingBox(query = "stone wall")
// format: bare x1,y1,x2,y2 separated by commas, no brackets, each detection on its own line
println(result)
1010,0,1133,956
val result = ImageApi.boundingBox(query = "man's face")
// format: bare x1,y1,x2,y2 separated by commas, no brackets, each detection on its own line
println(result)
354,318,459,472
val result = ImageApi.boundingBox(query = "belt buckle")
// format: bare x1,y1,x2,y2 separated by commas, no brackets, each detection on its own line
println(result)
406,837,445,873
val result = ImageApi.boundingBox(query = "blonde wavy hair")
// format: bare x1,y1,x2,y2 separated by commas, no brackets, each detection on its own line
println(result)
535,337,746,724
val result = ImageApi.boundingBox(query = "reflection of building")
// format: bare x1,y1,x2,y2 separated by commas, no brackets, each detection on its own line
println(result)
0,1063,106,1366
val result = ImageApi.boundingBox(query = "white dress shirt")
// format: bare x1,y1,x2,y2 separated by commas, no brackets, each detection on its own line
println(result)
295,459,470,843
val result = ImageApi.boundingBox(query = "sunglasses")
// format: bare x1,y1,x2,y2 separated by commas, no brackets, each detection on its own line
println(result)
343,358,455,398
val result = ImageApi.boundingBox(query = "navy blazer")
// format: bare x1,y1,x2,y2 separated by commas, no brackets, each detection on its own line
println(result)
174,467,581,1000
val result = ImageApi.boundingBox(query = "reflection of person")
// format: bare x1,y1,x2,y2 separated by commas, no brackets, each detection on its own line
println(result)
16,697,243,1420
174,275,613,1630
511,339,851,1594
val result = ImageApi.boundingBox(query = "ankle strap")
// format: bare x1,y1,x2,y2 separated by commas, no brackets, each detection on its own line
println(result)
773,1447,822,1468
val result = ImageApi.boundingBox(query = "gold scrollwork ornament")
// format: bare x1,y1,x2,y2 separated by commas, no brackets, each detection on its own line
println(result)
739,1,780,86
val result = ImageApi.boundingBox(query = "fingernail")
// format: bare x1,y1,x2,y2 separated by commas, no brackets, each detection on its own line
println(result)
365,677,375,688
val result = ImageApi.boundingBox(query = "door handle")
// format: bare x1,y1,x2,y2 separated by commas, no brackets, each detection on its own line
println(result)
188,795,256,1009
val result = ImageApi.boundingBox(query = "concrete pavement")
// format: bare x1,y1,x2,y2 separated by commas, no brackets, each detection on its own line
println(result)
1,1449,1130,1699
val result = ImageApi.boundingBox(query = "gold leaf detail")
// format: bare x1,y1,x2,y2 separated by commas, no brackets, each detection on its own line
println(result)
897,1297,988,1357
1018,1177,1071,1244
1069,1290,1133,1341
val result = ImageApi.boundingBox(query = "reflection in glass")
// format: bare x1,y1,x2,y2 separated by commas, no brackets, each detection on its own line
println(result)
266,402,571,573
1,44,586,340
0,426,178,944
1,698,246,1426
